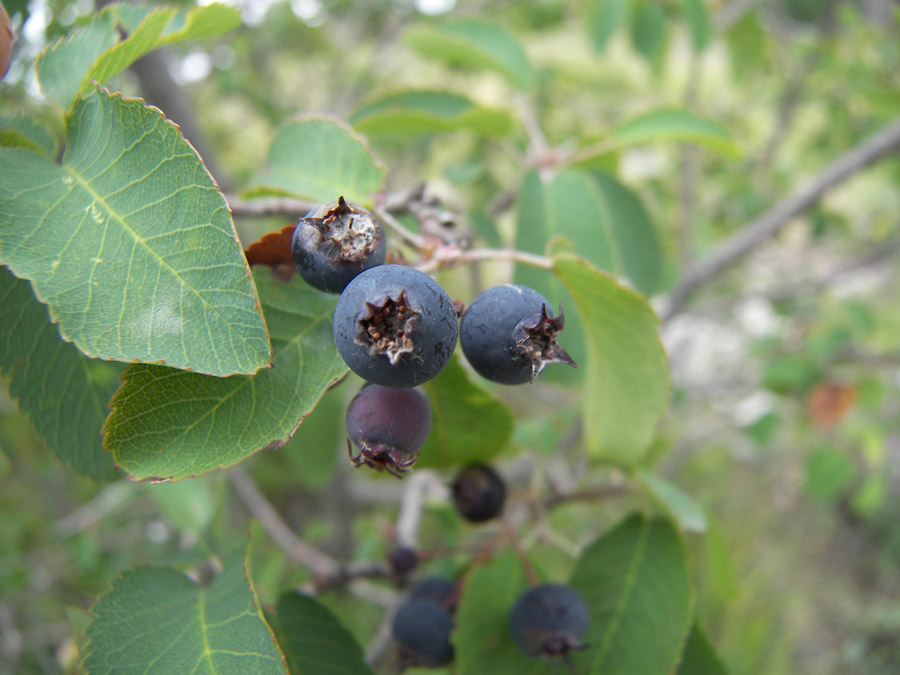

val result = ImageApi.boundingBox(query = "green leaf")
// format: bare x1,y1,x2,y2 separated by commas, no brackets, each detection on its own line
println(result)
454,551,553,674
0,87,271,377
111,3,243,47
36,4,242,110
268,592,373,675
35,10,118,108
604,108,739,157
0,267,122,480
103,268,347,481
638,470,707,533
677,623,729,674
350,90,513,138
83,550,286,675
553,255,669,466
417,356,514,468
589,171,662,295
681,0,712,52
630,1,667,62
588,0,631,52
0,113,59,157
246,118,386,206
804,446,855,500
515,169,617,275
282,385,343,490
569,514,693,674
404,19,535,90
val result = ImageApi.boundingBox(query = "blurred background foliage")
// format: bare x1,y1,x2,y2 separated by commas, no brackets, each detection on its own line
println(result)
1,0,899,672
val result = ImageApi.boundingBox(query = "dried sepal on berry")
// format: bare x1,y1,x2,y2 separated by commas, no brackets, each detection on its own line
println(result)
355,290,418,365
512,303,578,382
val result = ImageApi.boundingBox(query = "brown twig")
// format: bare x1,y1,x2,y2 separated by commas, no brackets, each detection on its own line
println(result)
228,467,341,579
662,116,900,320
417,247,553,275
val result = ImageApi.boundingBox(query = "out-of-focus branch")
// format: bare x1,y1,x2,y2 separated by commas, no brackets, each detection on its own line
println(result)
226,195,318,218
228,467,341,579
662,117,900,320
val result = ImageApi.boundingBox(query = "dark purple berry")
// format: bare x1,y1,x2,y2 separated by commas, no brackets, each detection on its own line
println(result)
460,284,576,385
345,385,431,478
451,463,506,523
409,576,458,613
333,265,458,388
388,546,419,577
291,197,386,293
392,599,455,668
509,583,589,661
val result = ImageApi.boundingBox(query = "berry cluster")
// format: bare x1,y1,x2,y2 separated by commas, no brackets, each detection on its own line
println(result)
293,198,576,478
292,200,587,668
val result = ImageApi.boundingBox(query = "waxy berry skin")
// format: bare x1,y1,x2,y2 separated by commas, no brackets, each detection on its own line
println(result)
333,265,458,388
291,197,386,293
392,599,455,667
345,384,431,477
509,583,590,660
459,284,576,385
451,463,506,523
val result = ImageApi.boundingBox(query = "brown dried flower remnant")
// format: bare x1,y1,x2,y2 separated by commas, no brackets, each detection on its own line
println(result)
355,290,419,365
512,304,577,382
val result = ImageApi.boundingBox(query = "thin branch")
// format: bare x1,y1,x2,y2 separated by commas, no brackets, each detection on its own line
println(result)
226,195,318,218
662,117,900,320
544,484,629,509
228,467,341,579
417,247,553,275
394,470,446,549
372,206,428,251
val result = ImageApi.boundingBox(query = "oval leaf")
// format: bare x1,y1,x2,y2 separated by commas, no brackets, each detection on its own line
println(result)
0,87,271,376
350,90,513,137
83,550,286,675
588,0,631,52
0,267,122,480
268,592,373,675
553,254,669,466
246,118,385,206
569,514,693,674
681,0,712,53
606,108,739,157
36,4,242,109
416,355,514,468
103,268,347,481
589,171,662,295
404,19,535,90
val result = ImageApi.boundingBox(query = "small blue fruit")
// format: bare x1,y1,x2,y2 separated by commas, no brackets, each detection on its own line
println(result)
392,599,455,668
333,265,458,388
409,576,458,612
345,384,431,478
460,284,576,385
451,463,506,523
509,583,589,661
291,197,386,293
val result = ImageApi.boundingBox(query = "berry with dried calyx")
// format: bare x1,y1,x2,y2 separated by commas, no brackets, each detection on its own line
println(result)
291,196,386,293
459,284,576,385
509,583,590,662
345,384,431,478
392,599,455,668
333,265,458,388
